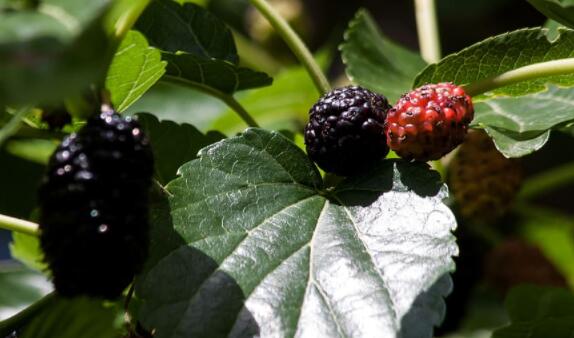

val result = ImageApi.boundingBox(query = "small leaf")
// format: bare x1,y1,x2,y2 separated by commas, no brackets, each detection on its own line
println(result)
9,232,46,272
136,129,457,338
105,31,167,112
163,52,272,94
472,85,574,157
493,286,574,338
0,266,51,321
19,297,124,338
136,0,237,62
414,28,574,97
136,113,225,185
529,0,574,30
341,9,427,102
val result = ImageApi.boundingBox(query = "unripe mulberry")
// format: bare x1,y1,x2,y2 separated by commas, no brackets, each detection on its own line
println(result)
448,130,522,222
385,82,474,161
304,86,391,176
39,106,153,299
484,239,567,294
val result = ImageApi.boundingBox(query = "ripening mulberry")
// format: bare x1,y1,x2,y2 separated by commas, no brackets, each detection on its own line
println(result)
385,82,474,161
304,86,391,176
39,106,153,299
448,130,522,222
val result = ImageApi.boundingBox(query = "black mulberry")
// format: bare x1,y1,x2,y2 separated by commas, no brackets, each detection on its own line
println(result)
39,106,154,299
304,86,391,176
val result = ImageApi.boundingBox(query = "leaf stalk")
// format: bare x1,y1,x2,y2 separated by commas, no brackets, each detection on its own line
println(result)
0,214,39,236
415,0,442,63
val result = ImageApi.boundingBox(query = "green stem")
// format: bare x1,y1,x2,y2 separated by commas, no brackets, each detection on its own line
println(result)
464,58,574,96
0,214,39,236
248,0,331,95
112,0,151,40
161,76,260,128
414,0,442,63
518,161,574,200
0,107,32,148
0,293,56,337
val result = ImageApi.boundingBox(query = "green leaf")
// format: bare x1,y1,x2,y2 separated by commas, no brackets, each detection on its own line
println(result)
9,232,46,272
5,139,58,165
341,9,427,103
162,52,272,95
414,28,574,97
19,297,124,338
0,266,51,321
472,85,574,157
136,129,457,338
105,30,166,112
0,0,114,105
529,0,574,30
483,127,550,158
136,0,236,62
136,113,225,185
136,0,272,95
493,286,574,338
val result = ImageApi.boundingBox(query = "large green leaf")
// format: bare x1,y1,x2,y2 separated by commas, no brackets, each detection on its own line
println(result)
473,85,574,157
529,0,574,30
493,286,574,338
9,232,45,272
136,0,271,95
105,30,166,112
0,0,114,105
341,9,427,103
414,28,574,98
19,297,124,338
136,128,457,338
136,113,225,185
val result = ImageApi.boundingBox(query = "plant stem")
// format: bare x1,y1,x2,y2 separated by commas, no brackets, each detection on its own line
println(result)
464,58,574,96
248,0,331,95
415,0,442,63
112,0,151,40
518,161,574,200
0,107,32,148
0,214,39,236
161,76,260,128
0,293,56,337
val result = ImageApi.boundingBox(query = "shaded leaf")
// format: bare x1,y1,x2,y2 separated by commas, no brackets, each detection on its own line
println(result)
163,52,272,95
341,9,427,102
136,0,237,62
136,113,225,185
105,30,167,112
0,0,114,105
19,296,124,338
493,286,574,338
136,128,457,338
414,28,574,98
529,0,574,30
483,127,550,158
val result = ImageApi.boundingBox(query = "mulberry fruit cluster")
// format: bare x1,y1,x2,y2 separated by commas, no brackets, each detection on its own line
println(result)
304,86,391,175
39,106,154,299
448,130,522,222
304,83,474,175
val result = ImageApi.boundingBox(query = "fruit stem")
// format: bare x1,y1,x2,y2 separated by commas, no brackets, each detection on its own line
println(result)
518,161,574,200
415,0,442,63
0,292,55,336
161,76,260,128
248,0,331,95
0,107,32,148
464,58,574,97
0,214,39,236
